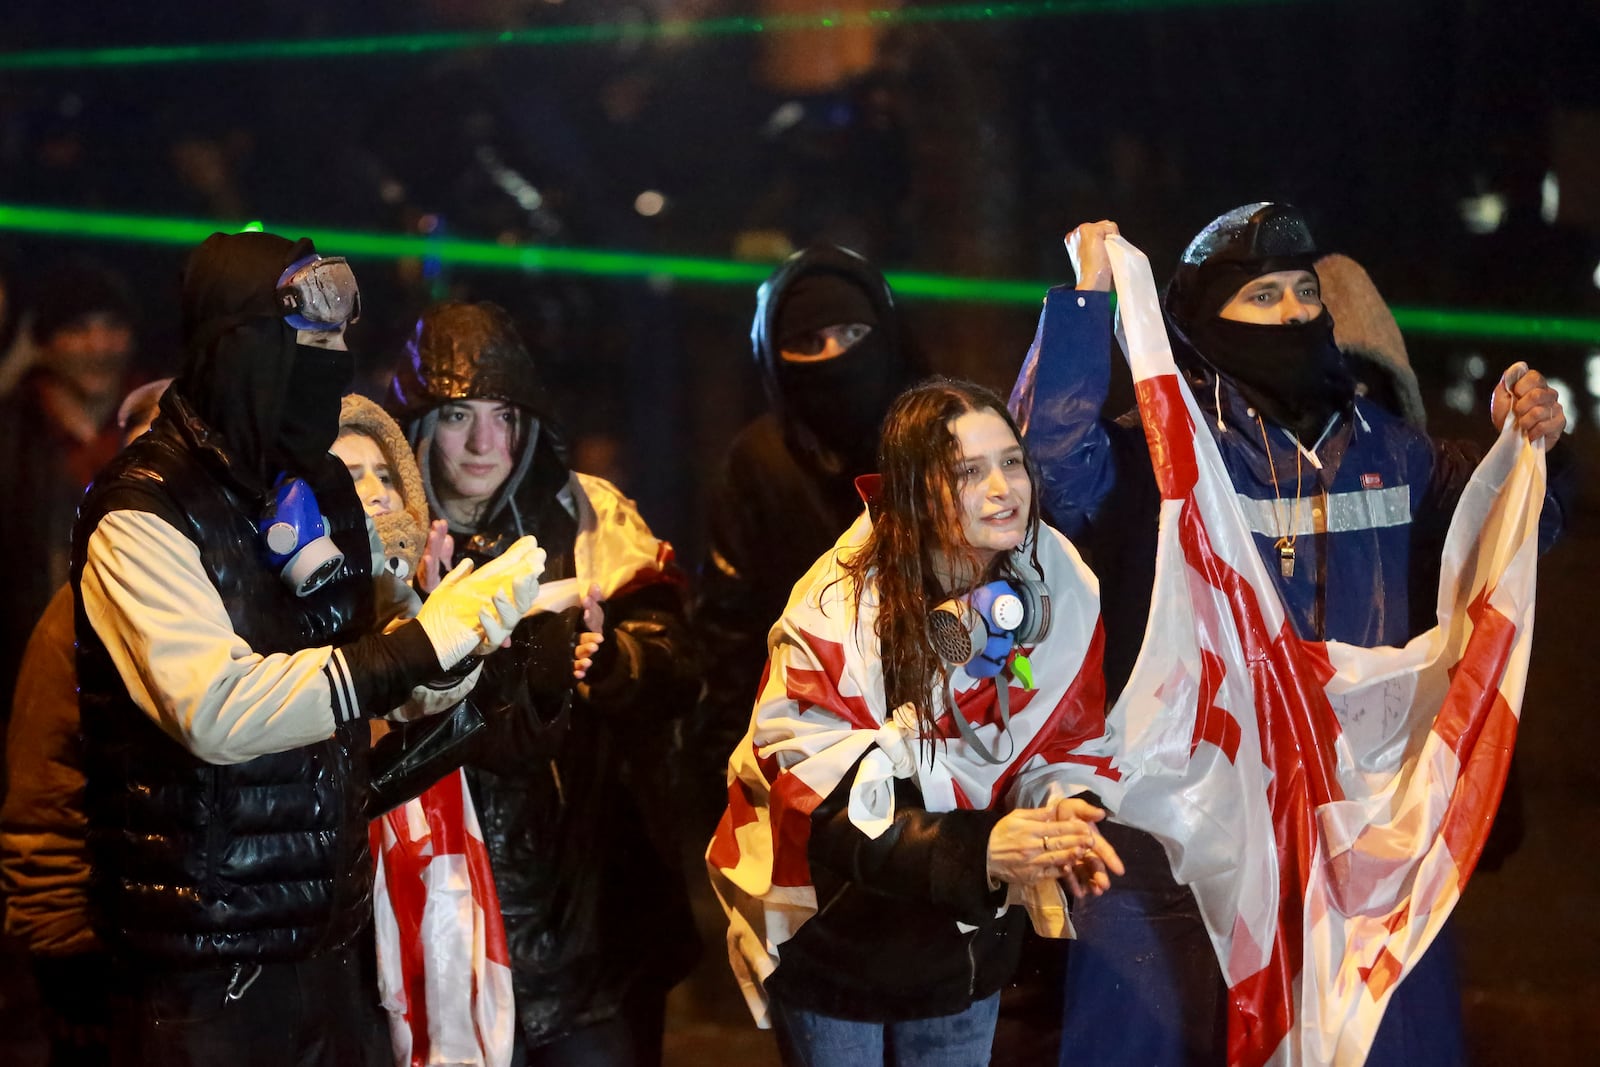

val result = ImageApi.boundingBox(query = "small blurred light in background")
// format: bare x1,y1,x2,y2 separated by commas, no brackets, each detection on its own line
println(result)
1460,192,1506,235
418,214,440,234
1541,171,1560,225
1465,354,1487,380
634,190,666,217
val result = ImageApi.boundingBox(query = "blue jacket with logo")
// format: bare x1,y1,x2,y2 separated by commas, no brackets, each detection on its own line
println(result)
1009,288,1566,690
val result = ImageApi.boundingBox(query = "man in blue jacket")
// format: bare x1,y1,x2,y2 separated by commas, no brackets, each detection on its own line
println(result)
1009,205,1568,1066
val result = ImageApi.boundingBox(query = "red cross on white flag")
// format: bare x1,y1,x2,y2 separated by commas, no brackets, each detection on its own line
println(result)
1095,236,1543,1066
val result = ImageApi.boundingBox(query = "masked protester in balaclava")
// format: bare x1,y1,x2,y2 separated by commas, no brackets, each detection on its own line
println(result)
386,300,699,1065
691,244,921,824
1008,210,1571,1067
1166,203,1356,443
66,233,541,1067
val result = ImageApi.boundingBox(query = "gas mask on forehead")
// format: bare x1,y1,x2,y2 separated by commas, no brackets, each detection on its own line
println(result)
277,255,360,332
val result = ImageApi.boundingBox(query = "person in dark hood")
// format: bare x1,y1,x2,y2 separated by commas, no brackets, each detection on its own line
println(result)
68,232,543,1067
386,300,700,1066
1008,206,1571,1067
691,244,919,818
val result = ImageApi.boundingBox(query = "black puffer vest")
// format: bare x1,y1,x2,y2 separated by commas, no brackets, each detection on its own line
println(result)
70,390,379,967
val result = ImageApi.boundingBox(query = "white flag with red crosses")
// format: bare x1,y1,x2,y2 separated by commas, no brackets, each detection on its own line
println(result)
1095,236,1543,1066
372,769,516,1067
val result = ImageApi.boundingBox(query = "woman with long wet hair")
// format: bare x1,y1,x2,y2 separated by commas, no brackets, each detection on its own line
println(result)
710,378,1123,1067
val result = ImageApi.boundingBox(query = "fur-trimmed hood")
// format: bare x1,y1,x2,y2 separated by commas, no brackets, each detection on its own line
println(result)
339,393,429,580
1315,253,1426,430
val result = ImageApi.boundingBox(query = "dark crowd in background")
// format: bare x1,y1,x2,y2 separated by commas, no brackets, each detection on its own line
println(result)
2,0,1598,552
2,1,1599,1064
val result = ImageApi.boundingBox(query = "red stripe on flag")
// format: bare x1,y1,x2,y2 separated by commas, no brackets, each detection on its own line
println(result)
789,632,880,730
458,802,510,969
1226,925,1299,1067
1135,375,1200,500
1358,947,1406,1000
1434,593,1522,881
1175,496,1351,1067
707,778,760,871
1435,591,1517,763
768,770,826,887
1190,648,1242,762
375,814,432,1066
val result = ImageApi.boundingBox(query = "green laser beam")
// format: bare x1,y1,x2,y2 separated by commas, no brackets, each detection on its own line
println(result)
1,202,1595,344
0,0,1300,71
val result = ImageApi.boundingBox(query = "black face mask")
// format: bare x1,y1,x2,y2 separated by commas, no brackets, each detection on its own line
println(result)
1188,313,1354,440
778,333,896,470
274,344,354,474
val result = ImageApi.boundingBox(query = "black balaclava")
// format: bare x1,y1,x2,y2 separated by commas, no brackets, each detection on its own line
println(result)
1167,203,1354,440
772,269,894,467
1187,314,1352,440
178,231,354,483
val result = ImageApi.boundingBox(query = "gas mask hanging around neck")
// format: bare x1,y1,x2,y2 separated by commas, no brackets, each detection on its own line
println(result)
259,473,345,596
928,578,1052,679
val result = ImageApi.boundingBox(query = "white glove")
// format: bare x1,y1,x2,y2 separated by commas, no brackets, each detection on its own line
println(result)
415,536,546,669
388,661,483,723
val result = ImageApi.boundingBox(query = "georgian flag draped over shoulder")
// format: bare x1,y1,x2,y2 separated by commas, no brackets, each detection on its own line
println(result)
1096,236,1544,1067
707,511,1118,1027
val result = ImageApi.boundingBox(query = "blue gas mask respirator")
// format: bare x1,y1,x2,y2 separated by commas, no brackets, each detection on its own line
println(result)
927,578,1052,764
260,475,345,597
929,579,1051,681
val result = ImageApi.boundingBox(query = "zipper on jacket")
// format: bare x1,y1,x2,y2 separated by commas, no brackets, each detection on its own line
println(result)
966,928,979,997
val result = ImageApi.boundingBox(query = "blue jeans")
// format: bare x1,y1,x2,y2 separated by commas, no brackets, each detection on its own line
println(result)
771,992,1001,1067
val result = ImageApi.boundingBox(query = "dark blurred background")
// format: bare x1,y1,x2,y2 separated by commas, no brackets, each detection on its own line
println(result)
2,0,1596,1062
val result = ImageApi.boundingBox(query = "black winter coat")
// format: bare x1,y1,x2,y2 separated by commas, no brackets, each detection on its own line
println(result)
764,759,1024,1021
71,392,385,965
693,244,920,809
388,303,701,1047
455,494,701,1048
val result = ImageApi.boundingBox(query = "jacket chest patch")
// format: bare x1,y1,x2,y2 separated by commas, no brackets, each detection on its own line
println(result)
1361,473,1384,490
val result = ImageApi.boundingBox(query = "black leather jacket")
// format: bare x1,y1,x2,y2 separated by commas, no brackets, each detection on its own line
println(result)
388,306,701,1046
763,759,1024,1021
458,512,701,1046
71,391,482,966
72,392,385,965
